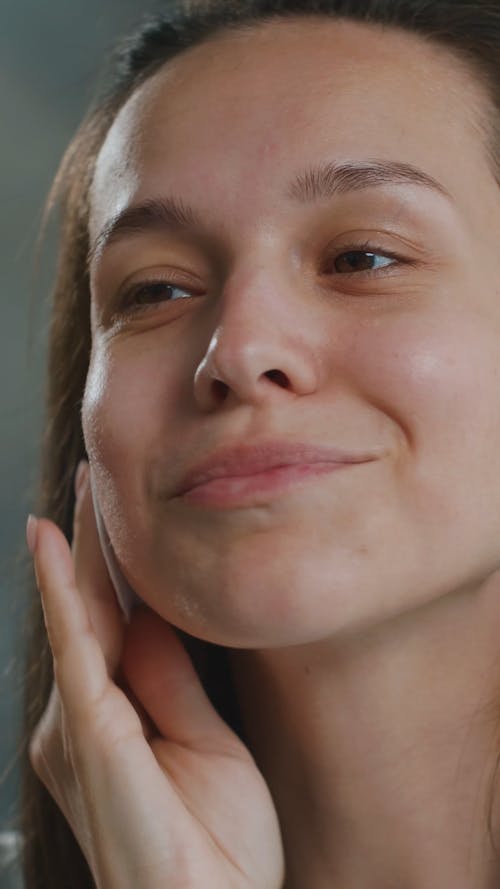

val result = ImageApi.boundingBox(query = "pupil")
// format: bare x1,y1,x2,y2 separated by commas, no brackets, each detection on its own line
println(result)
148,282,171,301
336,251,375,273
136,282,171,303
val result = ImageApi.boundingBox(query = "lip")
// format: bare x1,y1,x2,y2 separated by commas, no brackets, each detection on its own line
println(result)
175,441,377,507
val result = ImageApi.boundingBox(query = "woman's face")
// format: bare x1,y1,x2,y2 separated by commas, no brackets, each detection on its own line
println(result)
84,18,500,647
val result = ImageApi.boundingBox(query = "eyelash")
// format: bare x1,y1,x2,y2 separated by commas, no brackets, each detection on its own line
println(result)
118,276,200,316
321,240,406,277
117,242,407,316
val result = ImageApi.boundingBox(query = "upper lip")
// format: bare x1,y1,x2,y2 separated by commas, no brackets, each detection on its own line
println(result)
176,441,377,495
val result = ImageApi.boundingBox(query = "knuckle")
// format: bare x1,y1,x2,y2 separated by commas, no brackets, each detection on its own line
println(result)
29,724,55,786
29,696,71,787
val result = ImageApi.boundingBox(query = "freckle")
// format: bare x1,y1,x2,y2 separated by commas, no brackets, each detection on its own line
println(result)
260,139,278,157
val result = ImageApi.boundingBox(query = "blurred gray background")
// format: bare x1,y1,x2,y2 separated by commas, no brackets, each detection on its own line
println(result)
0,0,164,859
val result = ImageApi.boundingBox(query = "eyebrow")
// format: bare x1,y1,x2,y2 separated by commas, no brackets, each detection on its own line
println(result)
88,159,452,266
88,196,201,266
287,159,452,203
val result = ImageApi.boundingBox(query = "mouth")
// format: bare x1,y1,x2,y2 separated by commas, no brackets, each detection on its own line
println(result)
175,440,377,509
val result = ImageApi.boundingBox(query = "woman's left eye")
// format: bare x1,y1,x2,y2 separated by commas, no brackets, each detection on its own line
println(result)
332,250,398,274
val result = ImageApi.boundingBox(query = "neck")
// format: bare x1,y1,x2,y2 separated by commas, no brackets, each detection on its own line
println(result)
229,573,500,889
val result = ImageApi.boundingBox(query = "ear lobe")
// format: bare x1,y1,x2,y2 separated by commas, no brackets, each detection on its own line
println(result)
89,469,143,621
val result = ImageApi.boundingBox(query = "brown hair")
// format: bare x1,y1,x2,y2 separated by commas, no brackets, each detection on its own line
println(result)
21,1,500,886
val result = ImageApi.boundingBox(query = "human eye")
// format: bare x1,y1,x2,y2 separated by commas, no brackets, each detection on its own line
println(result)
325,242,403,277
334,250,396,274
121,278,195,312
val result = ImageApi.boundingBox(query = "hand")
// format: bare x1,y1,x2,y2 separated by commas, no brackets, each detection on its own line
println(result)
27,464,285,889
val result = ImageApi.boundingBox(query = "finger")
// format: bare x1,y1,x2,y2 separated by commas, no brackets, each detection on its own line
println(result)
32,517,112,718
29,684,75,819
72,462,124,675
121,607,243,752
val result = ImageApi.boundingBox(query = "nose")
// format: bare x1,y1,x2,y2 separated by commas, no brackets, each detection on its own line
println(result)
193,269,321,412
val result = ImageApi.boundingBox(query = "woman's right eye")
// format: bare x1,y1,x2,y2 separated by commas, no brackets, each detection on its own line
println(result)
121,279,195,312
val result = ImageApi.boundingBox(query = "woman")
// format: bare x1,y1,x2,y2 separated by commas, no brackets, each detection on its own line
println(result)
22,0,500,886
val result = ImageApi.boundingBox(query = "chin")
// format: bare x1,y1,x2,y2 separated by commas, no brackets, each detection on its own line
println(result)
123,525,411,649
112,483,454,649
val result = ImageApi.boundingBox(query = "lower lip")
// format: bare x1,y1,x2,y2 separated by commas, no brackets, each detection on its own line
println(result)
179,461,360,508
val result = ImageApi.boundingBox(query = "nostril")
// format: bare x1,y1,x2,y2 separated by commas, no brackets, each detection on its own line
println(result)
265,369,289,388
212,379,229,401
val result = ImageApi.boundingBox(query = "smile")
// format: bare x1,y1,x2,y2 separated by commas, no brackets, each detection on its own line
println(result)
175,439,378,508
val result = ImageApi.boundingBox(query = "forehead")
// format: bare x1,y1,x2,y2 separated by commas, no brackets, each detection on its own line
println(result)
89,17,494,239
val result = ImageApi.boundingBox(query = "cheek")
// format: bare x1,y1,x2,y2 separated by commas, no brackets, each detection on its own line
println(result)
83,336,187,461
81,338,187,551
352,306,496,443
83,346,151,467
354,307,500,533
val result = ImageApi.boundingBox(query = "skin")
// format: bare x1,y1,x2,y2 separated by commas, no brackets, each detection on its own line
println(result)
29,488,284,889
85,19,500,648
30,16,500,889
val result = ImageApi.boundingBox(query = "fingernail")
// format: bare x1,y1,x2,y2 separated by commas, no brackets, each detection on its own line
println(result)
74,460,89,500
26,514,38,556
